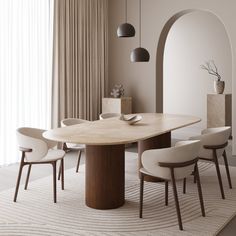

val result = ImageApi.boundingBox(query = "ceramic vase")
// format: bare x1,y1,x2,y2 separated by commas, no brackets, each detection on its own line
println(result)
214,80,225,94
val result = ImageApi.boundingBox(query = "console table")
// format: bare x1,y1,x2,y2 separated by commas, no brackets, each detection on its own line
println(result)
43,113,200,210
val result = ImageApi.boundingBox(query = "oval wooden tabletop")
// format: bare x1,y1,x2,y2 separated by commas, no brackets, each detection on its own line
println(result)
43,113,201,145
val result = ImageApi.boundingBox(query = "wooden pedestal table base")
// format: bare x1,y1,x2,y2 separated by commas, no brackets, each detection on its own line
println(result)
138,132,171,182
85,144,125,209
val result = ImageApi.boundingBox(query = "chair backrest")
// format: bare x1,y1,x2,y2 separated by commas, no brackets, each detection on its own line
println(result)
141,140,201,180
61,118,88,127
99,113,121,120
61,118,89,148
16,127,57,162
190,126,231,159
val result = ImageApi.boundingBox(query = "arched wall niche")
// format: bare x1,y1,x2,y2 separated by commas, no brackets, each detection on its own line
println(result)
156,9,194,112
156,9,233,138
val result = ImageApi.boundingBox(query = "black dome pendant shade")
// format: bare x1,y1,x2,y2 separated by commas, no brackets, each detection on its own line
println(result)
117,23,135,37
130,47,150,62
117,0,135,38
130,0,150,62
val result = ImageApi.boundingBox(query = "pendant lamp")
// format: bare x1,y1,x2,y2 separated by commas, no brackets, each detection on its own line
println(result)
130,0,150,62
117,0,135,37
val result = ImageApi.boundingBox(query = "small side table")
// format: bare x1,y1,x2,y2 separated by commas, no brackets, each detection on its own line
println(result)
102,97,132,114
207,94,231,128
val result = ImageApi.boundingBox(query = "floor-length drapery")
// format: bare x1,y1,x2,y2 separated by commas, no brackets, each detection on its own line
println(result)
52,0,108,127
0,0,54,166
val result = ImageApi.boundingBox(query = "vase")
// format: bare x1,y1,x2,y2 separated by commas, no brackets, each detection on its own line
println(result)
214,80,225,94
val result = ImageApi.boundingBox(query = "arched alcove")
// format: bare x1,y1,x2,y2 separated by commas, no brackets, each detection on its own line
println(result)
156,10,194,112
156,9,232,138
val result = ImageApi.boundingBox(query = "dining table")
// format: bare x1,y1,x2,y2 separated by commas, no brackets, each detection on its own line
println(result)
43,113,201,210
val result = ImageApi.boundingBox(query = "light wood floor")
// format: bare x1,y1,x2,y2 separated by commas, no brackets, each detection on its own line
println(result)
0,143,235,236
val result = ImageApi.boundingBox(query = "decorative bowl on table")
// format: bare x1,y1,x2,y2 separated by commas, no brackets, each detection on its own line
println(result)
120,114,142,125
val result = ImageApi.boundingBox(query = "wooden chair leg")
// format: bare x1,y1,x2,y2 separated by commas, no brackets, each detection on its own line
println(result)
61,159,64,190
58,162,61,180
76,150,82,173
183,178,186,194
14,157,24,202
194,163,206,217
52,161,57,203
165,181,168,206
170,168,183,231
193,164,197,184
58,143,67,180
24,164,32,190
223,150,232,189
139,173,144,218
213,150,225,199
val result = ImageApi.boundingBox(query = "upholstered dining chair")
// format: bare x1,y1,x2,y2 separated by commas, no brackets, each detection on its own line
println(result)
139,140,205,230
14,127,65,203
190,127,232,199
58,118,89,180
99,112,121,120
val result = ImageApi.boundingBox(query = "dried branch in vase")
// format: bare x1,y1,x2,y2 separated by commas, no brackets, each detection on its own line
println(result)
200,60,221,81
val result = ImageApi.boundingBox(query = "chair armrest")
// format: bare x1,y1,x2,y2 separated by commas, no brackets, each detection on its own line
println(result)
19,147,32,152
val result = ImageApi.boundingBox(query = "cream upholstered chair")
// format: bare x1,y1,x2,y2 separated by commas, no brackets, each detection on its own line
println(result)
190,127,232,199
99,112,121,120
139,140,205,231
58,118,89,179
14,127,65,203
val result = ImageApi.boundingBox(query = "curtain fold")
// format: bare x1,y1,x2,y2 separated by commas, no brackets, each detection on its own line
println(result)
52,0,108,127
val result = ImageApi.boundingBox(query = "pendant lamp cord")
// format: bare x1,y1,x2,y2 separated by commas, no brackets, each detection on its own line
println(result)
125,0,127,22
139,0,141,47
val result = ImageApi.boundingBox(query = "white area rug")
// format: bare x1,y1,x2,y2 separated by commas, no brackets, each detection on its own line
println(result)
0,152,236,235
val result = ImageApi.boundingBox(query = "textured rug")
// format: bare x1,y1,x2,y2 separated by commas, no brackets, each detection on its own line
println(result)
0,152,236,236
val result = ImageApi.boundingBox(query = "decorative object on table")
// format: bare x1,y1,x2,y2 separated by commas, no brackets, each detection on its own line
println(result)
120,114,142,125
102,97,132,115
117,0,135,37
130,0,150,62
110,84,125,98
200,60,224,94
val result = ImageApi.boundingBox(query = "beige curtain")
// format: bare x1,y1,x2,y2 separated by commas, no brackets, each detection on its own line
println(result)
52,0,108,127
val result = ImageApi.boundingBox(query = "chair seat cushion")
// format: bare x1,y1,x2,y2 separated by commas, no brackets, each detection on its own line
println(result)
30,149,65,163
